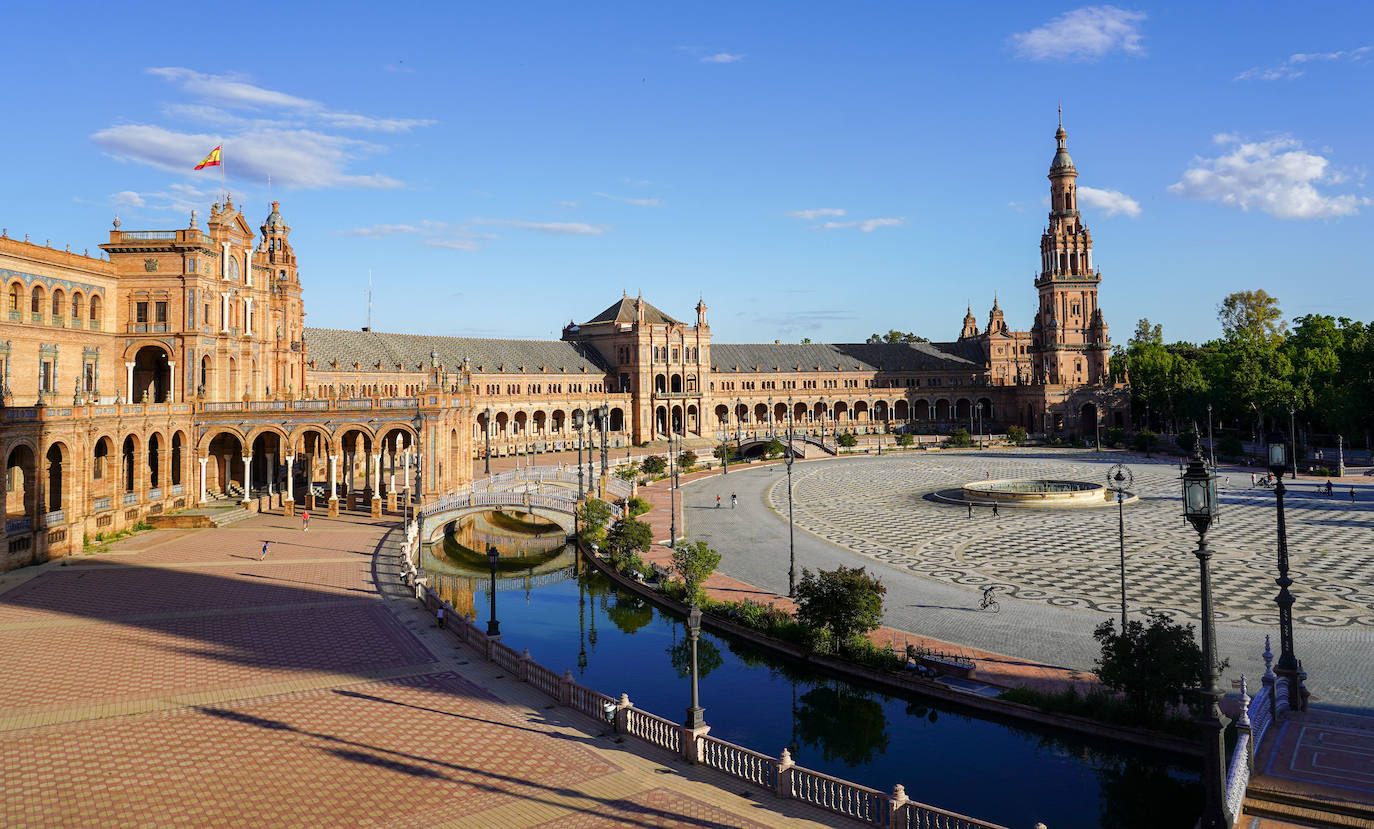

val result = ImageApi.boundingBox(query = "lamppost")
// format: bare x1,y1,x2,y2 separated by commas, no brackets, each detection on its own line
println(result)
669,428,678,548
786,401,796,597
1289,407,1298,479
1180,446,1230,829
599,403,609,479
574,411,585,500
685,604,706,730
1267,430,1302,710
1338,434,1346,478
1206,403,1215,469
483,407,492,475
486,544,501,637
1106,463,1133,632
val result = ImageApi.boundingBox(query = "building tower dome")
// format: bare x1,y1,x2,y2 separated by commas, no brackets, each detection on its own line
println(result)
1050,108,1075,174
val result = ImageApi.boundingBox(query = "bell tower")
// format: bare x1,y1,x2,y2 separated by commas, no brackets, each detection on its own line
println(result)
257,202,305,397
1031,114,1109,385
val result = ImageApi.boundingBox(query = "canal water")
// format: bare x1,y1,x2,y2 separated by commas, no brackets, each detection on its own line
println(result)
425,514,1202,829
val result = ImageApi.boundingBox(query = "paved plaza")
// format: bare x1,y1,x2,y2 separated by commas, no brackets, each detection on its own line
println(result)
683,450,1374,708
0,511,835,828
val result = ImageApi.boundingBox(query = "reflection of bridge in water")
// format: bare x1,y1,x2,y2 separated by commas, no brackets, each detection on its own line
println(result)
426,550,579,617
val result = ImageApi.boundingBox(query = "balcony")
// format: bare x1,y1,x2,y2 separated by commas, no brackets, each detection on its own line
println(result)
93,497,112,512
122,492,138,506
119,231,178,241
5,516,31,534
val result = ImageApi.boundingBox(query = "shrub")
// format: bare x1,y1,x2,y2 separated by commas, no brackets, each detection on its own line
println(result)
671,540,721,606
896,432,914,447
1218,435,1244,458
605,517,653,573
794,565,886,654
1177,430,1198,454
626,496,650,517
945,428,974,448
1106,427,1126,446
677,450,698,471
614,461,639,482
713,444,732,463
576,499,613,547
1006,425,1027,445
640,455,667,475
765,439,785,458
1093,611,1214,722
837,432,857,448
1131,430,1160,456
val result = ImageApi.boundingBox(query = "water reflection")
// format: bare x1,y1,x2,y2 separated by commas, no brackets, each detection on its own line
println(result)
795,682,891,765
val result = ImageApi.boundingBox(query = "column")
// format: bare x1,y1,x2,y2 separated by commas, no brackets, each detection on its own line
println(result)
240,455,252,504
328,454,340,517
266,452,276,495
370,452,383,518
167,362,176,403
284,455,295,501
198,457,208,504
221,454,230,496
125,362,135,402
244,297,253,336
221,293,229,332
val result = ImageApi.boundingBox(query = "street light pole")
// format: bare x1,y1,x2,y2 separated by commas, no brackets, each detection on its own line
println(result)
1207,403,1215,469
786,405,796,597
486,544,501,637
1267,431,1302,710
1107,464,1132,632
1180,446,1230,829
483,407,492,475
1289,407,1298,479
685,604,706,730
669,429,678,548
599,403,609,480
575,411,585,500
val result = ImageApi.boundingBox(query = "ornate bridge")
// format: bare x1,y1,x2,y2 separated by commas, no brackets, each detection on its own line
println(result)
733,433,837,458
416,489,622,543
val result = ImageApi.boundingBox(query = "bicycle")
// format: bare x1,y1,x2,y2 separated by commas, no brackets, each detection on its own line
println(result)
980,593,1000,613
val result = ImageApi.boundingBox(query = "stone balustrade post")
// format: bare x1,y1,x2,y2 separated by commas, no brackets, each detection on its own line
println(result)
890,784,909,824
518,648,531,682
614,693,632,735
775,748,795,799
559,670,574,706
681,722,709,765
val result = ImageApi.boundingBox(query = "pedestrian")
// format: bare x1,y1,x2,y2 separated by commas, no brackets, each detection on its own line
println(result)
259,540,270,561
436,605,445,628
1250,472,1256,487
1326,480,1334,497
992,502,999,517
968,502,973,519
731,493,737,509
716,495,721,509
1351,486,1358,503
301,510,310,532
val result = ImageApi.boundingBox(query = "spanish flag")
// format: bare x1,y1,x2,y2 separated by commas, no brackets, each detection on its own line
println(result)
195,146,222,170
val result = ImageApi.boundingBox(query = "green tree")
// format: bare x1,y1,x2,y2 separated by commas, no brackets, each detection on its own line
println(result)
614,461,639,482
794,566,886,653
1093,612,1209,722
626,495,650,517
945,427,973,447
667,634,723,679
765,438,785,458
794,683,890,765
896,432,914,447
866,329,930,344
1130,318,1164,347
1219,289,1286,343
671,540,721,606
1131,429,1160,456
605,593,654,635
640,455,667,475
677,450,697,470
713,444,732,464
576,499,613,547
837,432,857,448
605,517,653,572
1006,425,1027,445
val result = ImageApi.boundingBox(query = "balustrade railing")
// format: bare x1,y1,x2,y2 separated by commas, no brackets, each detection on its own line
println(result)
788,766,889,826
700,736,778,789
43,510,66,526
148,488,162,501
491,642,522,674
93,497,111,512
624,707,681,754
1220,637,1291,828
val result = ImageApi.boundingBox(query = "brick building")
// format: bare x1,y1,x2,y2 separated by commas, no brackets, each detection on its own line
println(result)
1,121,1123,571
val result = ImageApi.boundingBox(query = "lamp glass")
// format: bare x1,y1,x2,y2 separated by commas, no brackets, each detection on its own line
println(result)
1268,441,1286,470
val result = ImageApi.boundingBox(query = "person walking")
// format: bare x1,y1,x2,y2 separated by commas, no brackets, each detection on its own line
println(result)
1250,472,1256,487
1351,486,1358,503
259,540,270,561
730,493,737,509
968,502,973,519
716,494,721,509
991,502,999,517
1326,480,1334,497
436,605,445,628
301,511,310,533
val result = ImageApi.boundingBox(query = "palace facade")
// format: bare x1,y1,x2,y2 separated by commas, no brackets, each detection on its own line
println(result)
1,121,1124,570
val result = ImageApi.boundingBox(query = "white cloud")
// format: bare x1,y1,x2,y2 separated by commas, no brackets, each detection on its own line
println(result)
1235,44,1371,81
317,111,435,133
594,192,662,207
819,217,906,232
1077,186,1142,217
473,219,608,235
340,224,423,237
92,124,403,190
1168,134,1370,219
111,191,146,208
788,208,846,220
424,239,481,251
555,200,580,209
701,53,743,64
1010,6,1146,61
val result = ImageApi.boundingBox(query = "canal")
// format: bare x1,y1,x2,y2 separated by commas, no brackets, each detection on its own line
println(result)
425,512,1202,829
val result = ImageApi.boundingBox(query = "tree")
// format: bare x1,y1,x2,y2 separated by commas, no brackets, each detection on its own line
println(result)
576,499,613,547
677,449,697,470
794,565,886,653
1094,612,1209,722
794,683,890,765
867,329,929,344
765,438,785,458
614,460,639,482
1219,289,1286,343
713,444,731,463
671,540,721,606
896,432,914,447
605,517,653,572
640,455,667,475
800,337,812,344
1130,318,1164,347
945,427,973,448
1131,430,1160,456
1007,425,1027,445
837,432,857,448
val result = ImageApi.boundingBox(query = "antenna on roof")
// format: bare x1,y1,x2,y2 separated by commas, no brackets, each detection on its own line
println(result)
363,269,373,332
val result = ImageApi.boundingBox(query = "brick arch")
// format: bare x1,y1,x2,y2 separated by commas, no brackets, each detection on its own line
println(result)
245,424,291,447
287,426,332,455
196,426,245,455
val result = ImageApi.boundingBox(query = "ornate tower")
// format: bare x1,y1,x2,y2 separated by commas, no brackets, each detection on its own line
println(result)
959,306,979,340
1031,116,1110,385
256,202,306,397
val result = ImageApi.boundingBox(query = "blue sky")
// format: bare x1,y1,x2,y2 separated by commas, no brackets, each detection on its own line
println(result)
4,2,1370,344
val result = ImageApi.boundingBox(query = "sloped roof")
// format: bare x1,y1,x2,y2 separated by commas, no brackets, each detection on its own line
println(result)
710,341,985,373
304,327,611,374
583,295,680,326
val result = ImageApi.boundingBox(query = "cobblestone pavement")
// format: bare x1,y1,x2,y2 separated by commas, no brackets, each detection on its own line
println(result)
0,510,837,828
683,451,1374,709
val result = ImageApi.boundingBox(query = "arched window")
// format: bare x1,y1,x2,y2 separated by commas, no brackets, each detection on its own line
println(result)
51,288,65,319
8,284,19,312
71,292,83,322
31,284,45,317
89,294,103,327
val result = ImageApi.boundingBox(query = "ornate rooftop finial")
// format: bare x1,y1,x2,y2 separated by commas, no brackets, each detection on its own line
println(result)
113,215,121,230
190,209,198,229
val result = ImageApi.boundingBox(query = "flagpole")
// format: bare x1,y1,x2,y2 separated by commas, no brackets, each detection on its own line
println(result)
220,145,226,203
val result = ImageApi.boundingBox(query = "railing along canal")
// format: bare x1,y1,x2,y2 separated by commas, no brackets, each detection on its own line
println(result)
1221,636,1293,826
397,521,1009,829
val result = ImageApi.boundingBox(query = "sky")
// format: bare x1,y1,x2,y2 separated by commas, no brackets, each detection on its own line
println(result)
3,2,1371,345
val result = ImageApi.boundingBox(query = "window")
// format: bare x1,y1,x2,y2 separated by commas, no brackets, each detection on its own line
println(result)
155,301,167,323
52,290,64,318
90,295,102,324
39,361,52,393
228,257,239,281
72,293,82,321
672,348,679,362
136,302,149,323
7,284,18,311
31,286,44,315
187,258,197,272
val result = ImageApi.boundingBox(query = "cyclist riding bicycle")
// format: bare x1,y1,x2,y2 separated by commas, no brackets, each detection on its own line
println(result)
981,586,996,609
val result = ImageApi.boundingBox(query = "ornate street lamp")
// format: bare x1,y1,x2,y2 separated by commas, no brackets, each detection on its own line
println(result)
1338,434,1346,478
1180,446,1230,829
599,402,609,478
483,407,492,475
1206,403,1215,469
1106,463,1133,632
486,544,501,637
685,604,706,730
1267,429,1301,709
574,410,585,500
669,428,679,548
1289,407,1298,479
786,399,797,597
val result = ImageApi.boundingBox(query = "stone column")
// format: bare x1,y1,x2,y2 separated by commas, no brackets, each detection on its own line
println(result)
221,454,230,497
198,457,208,504
386,441,397,513
266,452,276,496
167,362,176,403
240,455,252,506
125,362,135,402
283,454,295,517
370,453,383,518
328,454,339,517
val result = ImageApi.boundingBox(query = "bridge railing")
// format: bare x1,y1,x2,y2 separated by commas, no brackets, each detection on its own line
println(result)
1221,636,1292,827
400,547,1010,829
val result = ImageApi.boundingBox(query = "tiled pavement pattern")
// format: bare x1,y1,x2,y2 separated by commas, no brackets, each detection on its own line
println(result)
766,452,1374,627
1246,707,1374,828
0,511,838,827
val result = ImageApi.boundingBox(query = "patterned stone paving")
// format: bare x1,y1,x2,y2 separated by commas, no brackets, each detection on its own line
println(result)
767,451,1374,628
